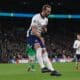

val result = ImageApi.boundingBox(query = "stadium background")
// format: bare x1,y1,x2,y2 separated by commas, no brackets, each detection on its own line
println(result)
0,0,80,63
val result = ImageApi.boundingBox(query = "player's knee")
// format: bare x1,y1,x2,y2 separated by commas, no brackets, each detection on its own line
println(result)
34,43,41,50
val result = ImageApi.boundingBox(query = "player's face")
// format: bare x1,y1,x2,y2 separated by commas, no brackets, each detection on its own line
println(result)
77,35,80,40
44,7,51,17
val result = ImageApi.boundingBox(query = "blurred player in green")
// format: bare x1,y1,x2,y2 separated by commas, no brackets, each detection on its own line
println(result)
25,44,36,71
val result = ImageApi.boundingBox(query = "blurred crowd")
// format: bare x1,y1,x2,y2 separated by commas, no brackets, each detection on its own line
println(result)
0,26,27,63
45,32,74,61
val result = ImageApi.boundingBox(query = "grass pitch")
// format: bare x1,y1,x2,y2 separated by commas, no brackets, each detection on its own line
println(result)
0,62,80,80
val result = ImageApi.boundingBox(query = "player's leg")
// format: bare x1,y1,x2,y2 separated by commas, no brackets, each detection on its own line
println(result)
76,57,78,70
27,55,35,72
34,43,51,73
33,36,52,72
26,36,36,71
42,48,54,71
27,56,32,72
26,46,34,72
75,54,78,70
42,48,61,76
31,56,35,71
37,37,61,76
34,43,45,69
75,54,80,70
36,36,61,75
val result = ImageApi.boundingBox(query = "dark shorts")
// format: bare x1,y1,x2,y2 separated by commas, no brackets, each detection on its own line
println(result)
27,35,45,48
76,54,80,61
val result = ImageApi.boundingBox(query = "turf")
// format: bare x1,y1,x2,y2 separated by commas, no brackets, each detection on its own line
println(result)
0,62,80,80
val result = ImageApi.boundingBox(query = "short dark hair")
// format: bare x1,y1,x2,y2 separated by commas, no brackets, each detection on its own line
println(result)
42,4,51,11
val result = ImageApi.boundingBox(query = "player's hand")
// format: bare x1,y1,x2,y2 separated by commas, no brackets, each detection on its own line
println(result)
44,27,47,32
42,27,47,33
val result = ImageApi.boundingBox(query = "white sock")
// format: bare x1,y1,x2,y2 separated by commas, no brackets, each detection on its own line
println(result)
36,48,45,68
43,51,54,71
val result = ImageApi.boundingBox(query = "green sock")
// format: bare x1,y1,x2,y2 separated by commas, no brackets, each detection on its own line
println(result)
28,62,34,69
31,64,34,69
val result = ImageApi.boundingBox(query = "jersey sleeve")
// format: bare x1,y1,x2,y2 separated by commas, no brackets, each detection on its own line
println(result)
30,15,38,27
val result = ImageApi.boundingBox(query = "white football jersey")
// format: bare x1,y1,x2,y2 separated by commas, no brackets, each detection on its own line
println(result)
27,13,48,37
73,40,80,54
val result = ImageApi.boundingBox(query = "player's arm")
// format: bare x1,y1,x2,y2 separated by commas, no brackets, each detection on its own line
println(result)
42,19,48,33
